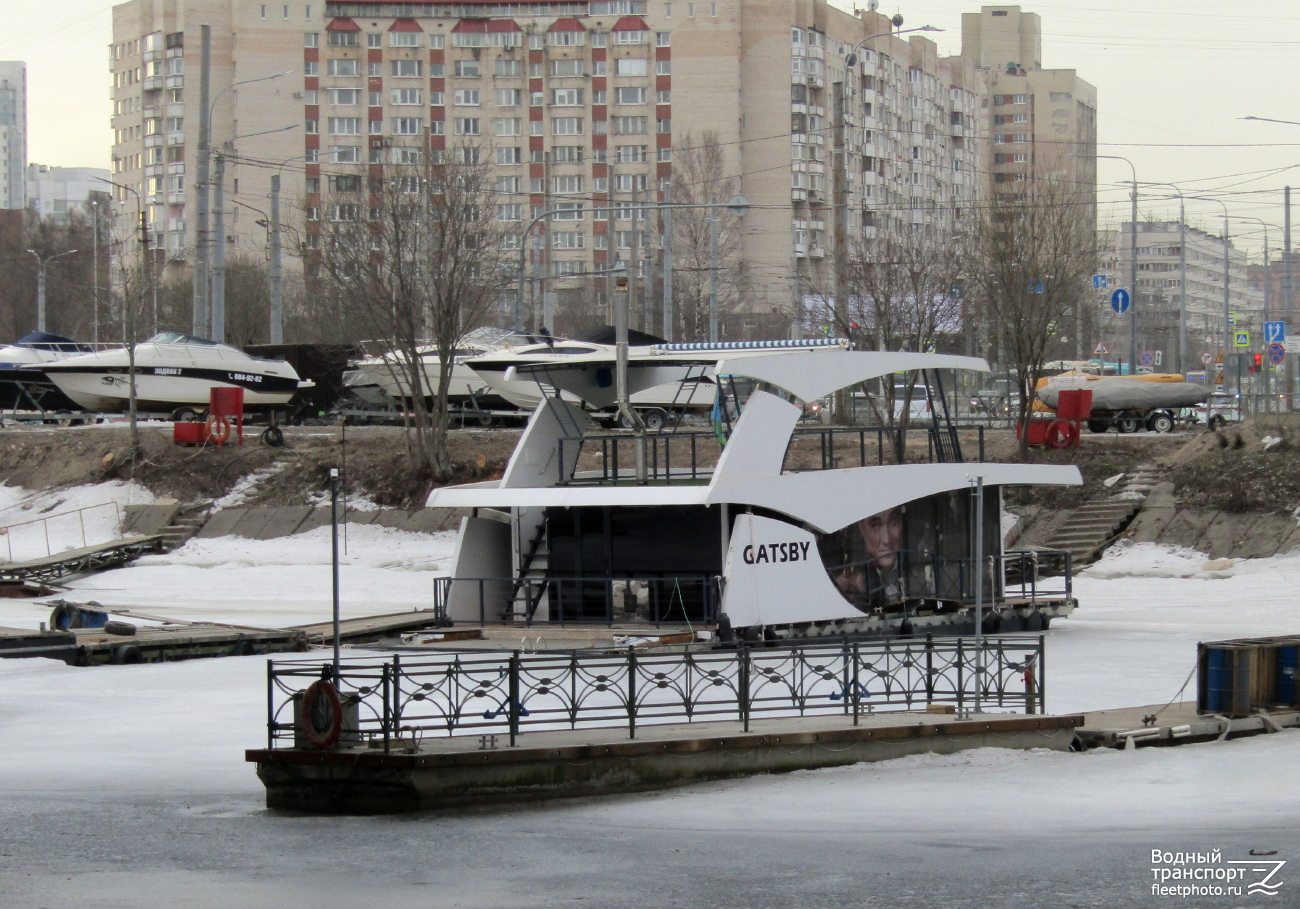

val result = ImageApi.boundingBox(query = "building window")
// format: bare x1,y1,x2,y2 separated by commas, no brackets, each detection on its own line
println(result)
550,30,584,46
392,88,422,105
369,120,383,134
553,202,584,220
328,88,361,104
454,117,480,135
368,33,381,47
328,117,360,134
305,118,318,134
554,231,584,250
615,58,648,77
496,146,522,164
552,88,583,106
552,117,584,135
327,59,359,77
304,60,318,75
617,29,650,44
592,90,607,104
453,146,481,164
657,60,670,75
304,32,319,47
392,59,422,77
614,116,647,134
665,3,671,16
496,88,522,107
658,147,671,162
657,117,671,134
593,61,607,76
497,176,521,193
553,175,583,194
390,31,421,47
616,145,647,163
392,117,421,135
497,203,522,221
496,59,522,77
615,86,647,105
454,89,480,106
494,117,520,136
328,30,358,47
553,145,583,163
330,146,360,163
453,60,479,78
657,90,671,103
551,59,584,78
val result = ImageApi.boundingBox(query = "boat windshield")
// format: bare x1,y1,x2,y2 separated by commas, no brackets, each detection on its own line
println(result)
147,332,220,345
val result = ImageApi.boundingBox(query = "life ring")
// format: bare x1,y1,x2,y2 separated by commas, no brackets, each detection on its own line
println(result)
1045,419,1078,449
299,680,343,749
205,414,232,445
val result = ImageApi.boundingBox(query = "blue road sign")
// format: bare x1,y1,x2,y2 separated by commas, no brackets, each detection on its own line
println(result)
1234,330,1251,348
1093,274,1109,289
1110,288,1131,314
1266,321,1286,344
1139,351,1155,368
1269,342,1287,365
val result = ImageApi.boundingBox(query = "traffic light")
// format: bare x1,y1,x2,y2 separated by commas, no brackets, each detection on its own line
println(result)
1250,353,1262,373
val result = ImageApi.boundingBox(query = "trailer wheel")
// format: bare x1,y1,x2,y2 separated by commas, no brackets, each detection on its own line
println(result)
475,412,495,428
1209,414,1226,431
172,407,200,423
642,409,669,432
109,644,146,665
1147,411,1175,434
1086,419,1109,434
1116,416,1142,433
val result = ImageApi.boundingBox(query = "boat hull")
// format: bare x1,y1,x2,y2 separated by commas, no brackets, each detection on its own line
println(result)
44,366,300,413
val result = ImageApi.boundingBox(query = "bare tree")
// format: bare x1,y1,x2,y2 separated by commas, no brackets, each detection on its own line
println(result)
312,149,511,480
964,175,1096,456
807,230,965,428
668,131,745,341
223,255,271,349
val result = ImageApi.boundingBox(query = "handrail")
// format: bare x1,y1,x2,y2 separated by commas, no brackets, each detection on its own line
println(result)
0,501,123,563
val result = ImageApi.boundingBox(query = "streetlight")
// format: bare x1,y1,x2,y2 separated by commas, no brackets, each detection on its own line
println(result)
25,249,78,334
1228,214,1274,401
1187,196,1231,390
1126,180,1186,374
194,54,293,338
1096,154,1138,373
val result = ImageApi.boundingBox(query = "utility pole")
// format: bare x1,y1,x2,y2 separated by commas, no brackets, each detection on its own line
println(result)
1129,184,1138,372
211,151,226,343
662,182,673,341
1222,215,1231,394
91,199,100,344
1287,186,1294,406
708,196,719,343
631,187,642,335
270,174,283,344
26,249,79,333
642,188,653,335
1178,200,1187,375
194,24,212,337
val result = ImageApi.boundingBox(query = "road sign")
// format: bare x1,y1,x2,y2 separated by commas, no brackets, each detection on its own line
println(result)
1215,369,1225,385
1228,311,1237,327
1092,274,1109,289
1268,342,1287,365
1110,288,1130,314
1136,366,1153,375
1139,351,1155,368
1234,330,1251,348
1093,341,1109,356
1216,349,1224,364
1266,321,1287,344
1201,351,1213,366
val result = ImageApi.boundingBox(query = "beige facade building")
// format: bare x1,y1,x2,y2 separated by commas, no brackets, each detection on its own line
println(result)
962,6,1096,212
108,1,1090,341
1098,222,1263,375
0,62,27,210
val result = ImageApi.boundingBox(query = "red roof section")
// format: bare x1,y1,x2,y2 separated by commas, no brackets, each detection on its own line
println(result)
548,17,584,32
612,15,650,30
325,16,361,31
388,17,423,32
489,18,522,32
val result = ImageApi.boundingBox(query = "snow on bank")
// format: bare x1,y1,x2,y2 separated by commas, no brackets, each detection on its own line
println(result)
0,522,457,630
1049,542,1300,714
0,480,156,561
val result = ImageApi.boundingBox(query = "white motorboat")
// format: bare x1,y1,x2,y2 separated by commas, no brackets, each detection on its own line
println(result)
42,333,310,415
341,327,532,411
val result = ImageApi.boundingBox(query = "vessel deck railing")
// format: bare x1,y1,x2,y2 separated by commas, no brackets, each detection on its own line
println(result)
265,633,1047,749
556,425,986,486
433,573,724,626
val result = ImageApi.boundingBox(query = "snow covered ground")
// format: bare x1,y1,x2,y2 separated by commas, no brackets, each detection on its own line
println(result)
0,480,155,563
0,504,1297,905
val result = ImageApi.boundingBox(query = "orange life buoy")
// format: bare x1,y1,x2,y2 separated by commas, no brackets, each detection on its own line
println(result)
299,680,343,749
1045,419,1078,449
204,414,232,446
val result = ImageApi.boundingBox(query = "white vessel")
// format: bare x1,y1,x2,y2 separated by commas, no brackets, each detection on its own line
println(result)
43,333,310,414
431,347,1082,636
0,332,93,411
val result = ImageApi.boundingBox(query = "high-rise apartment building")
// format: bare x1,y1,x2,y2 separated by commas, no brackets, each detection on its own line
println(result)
108,1,1089,340
962,7,1095,212
0,62,27,210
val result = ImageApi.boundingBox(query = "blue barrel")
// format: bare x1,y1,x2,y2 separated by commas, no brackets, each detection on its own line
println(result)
1205,647,1233,713
1278,646,1300,706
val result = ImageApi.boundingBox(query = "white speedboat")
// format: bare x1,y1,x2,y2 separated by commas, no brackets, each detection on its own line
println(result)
341,327,529,411
43,333,310,414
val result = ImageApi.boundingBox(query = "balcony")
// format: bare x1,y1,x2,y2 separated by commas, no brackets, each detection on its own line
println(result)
166,132,185,145
793,242,807,256
165,75,183,89
791,188,807,202
143,76,163,92
809,245,826,259
144,135,162,148
167,192,185,204
951,124,964,137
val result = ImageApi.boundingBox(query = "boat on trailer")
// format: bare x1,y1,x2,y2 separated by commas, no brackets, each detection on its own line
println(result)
0,332,94,413
42,333,310,416
428,347,1083,640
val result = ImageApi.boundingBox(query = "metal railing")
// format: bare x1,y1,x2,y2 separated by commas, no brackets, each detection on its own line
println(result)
266,634,1047,750
783,425,986,470
433,573,724,626
1001,550,1073,603
0,502,123,563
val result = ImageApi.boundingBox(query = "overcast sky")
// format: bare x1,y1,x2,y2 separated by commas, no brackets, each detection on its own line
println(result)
5,0,1300,255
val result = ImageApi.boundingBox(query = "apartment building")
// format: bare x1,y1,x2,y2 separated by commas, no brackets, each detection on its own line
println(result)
962,7,1095,213
1098,221,1263,373
0,62,27,210
108,1,1090,341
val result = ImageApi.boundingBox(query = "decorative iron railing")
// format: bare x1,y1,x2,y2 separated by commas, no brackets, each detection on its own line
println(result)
266,634,1046,751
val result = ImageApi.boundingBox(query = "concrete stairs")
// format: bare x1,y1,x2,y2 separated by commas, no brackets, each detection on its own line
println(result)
159,505,211,552
1044,466,1162,563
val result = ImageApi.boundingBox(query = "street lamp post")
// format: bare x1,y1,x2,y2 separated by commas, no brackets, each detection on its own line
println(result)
25,249,79,334
1128,181,1186,374
1098,155,1138,372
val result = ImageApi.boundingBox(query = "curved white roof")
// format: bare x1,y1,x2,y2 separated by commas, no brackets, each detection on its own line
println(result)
715,350,989,403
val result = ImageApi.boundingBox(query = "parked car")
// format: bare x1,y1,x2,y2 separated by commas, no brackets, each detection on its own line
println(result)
1195,392,1242,430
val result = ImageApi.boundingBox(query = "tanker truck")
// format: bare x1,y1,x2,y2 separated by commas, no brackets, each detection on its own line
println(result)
1035,373,1209,434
